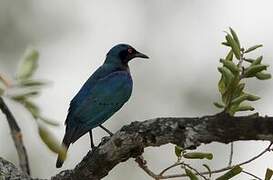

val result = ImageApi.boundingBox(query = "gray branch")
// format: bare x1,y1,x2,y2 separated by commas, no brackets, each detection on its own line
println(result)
1,112,273,180
0,97,30,175
0,157,30,180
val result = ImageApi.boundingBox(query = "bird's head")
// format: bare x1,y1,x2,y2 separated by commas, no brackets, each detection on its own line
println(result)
105,44,149,66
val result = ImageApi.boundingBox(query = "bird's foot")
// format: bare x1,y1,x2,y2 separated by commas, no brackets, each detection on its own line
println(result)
99,125,114,136
100,136,111,145
90,145,98,152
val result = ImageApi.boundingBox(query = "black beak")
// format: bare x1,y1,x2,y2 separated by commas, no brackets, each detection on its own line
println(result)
134,51,149,59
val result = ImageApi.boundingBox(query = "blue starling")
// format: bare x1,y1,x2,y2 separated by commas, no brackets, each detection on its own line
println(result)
56,44,148,168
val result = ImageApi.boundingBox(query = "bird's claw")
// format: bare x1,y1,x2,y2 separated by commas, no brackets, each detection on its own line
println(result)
101,136,111,145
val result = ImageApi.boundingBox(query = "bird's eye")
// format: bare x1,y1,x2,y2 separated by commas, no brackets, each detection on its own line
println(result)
127,48,133,54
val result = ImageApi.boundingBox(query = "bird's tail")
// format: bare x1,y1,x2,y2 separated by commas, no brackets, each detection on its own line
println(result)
56,133,71,168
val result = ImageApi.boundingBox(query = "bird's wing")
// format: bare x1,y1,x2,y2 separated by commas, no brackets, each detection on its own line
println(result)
67,65,107,115
66,70,132,143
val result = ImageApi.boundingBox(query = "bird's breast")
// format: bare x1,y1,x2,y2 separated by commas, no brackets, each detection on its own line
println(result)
115,71,132,94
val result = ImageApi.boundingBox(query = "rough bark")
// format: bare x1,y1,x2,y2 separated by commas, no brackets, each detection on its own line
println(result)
0,157,30,180
1,113,273,180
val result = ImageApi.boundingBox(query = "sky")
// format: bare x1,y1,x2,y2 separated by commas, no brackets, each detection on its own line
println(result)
1,0,273,179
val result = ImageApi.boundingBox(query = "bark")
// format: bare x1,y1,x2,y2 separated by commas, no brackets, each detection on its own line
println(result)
0,157,30,180
1,112,273,180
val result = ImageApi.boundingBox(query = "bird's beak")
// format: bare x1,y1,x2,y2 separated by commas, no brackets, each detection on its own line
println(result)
134,51,149,59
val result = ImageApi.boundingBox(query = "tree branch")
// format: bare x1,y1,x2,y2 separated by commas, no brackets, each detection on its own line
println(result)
0,97,31,175
0,157,31,180
1,112,273,180
51,112,273,180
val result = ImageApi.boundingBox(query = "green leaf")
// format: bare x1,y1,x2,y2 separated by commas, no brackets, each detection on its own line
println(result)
216,165,242,180
222,91,230,105
222,42,230,47
228,105,238,116
175,145,184,158
19,80,48,87
244,64,268,78
243,58,255,63
39,116,60,126
213,102,225,108
183,152,213,160
255,72,272,80
218,67,234,86
38,125,66,161
231,93,259,106
225,34,241,59
231,94,248,105
17,48,39,80
0,88,4,96
218,76,226,95
11,95,26,102
203,164,212,177
244,44,263,53
220,59,240,73
25,100,40,119
185,168,198,180
12,91,39,100
233,83,245,98
251,56,263,66
229,27,240,49
14,100,40,119
265,168,273,180
0,81,4,89
225,50,233,61
245,93,260,101
235,104,255,111
11,93,40,119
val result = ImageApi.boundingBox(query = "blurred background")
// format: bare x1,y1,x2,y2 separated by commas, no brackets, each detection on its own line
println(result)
1,0,273,179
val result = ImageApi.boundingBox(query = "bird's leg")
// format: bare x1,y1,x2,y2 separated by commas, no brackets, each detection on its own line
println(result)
89,130,95,149
99,125,114,136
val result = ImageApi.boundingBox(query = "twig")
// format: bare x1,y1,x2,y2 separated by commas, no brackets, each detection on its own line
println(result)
242,170,262,180
183,163,209,180
135,156,159,180
0,97,30,175
232,142,272,167
159,142,273,179
159,162,180,176
228,142,234,166
136,157,210,180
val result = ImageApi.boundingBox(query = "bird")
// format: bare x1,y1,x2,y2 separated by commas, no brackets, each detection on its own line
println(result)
56,44,149,168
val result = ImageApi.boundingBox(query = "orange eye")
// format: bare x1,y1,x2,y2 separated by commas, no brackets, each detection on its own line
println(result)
128,48,133,54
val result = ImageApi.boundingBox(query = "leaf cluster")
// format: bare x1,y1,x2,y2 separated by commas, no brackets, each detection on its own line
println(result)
172,28,272,180
0,48,65,160
215,28,271,115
